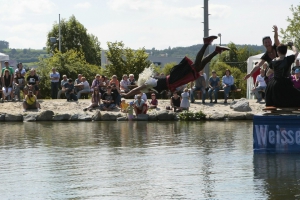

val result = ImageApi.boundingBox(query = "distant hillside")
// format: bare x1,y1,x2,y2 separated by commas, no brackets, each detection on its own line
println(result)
146,44,265,60
1,48,48,64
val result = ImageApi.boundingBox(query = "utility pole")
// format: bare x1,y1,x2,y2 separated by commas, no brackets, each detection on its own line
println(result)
203,0,209,83
59,14,61,52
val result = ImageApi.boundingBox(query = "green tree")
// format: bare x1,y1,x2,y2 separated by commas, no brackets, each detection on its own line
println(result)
105,41,150,79
280,5,300,48
36,49,102,98
46,15,101,66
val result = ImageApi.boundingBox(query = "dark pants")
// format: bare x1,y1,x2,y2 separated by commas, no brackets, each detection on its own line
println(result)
66,93,78,101
51,82,59,99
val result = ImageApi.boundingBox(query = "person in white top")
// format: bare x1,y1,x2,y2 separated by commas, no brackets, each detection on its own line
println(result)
253,68,267,102
120,74,131,93
76,77,90,99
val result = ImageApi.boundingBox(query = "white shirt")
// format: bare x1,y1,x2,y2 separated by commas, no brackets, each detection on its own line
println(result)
80,81,90,90
256,75,266,87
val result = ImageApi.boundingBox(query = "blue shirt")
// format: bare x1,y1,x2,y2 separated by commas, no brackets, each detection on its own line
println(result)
50,72,60,83
222,75,234,86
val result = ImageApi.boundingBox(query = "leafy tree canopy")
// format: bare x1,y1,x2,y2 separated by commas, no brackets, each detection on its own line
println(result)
104,41,151,79
46,15,101,66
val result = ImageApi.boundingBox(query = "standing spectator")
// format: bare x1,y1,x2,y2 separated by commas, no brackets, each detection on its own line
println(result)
23,90,41,112
292,68,300,90
57,75,68,99
25,69,39,96
1,61,14,85
207,70,220,103
190,71,206,104
50,68,60,99
64,78,78,101
76,77,90,99
128,74,136,85
83,87,101,111
222,69,234,104
109,75,120,87
120,74,131,93
100,85,116,111
180,88,190,110
170,91,181,112
111,83,121,107
14,72,25,101
253,68,267,102
1,69,13,102
15,62,26,78
133,94,147,115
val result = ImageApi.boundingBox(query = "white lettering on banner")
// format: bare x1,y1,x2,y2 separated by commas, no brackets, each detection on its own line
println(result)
254,125,300,146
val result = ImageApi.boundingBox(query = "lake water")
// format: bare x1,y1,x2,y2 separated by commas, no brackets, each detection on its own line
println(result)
0,121,299,200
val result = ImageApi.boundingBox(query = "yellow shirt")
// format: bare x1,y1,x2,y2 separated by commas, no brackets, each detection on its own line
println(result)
121,102,129,111
26,95,36,105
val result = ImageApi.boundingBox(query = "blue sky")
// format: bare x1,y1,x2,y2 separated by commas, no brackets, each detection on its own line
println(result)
0,0,297,50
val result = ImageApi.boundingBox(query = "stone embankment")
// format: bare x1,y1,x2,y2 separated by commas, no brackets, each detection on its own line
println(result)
0,98,266,122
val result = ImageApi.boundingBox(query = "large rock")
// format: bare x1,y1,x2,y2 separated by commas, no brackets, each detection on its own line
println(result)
148,113,158,121
230,98,252,112
36,110,54,121
5,113,23,121
70,114,78,121
23,114,37,122
77,113,92,121
245,112,254,120
156,110,176,121
92,110,101,121
117,116,127,121
208,112,226,120
227,112,246,120
0,114,5,121
101,112,119,121
137,114,149,121
53,113,71,121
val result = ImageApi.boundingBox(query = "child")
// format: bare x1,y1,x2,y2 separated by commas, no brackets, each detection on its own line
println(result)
83,87,101,111
180,88,190,111
148,93,158,109
120,98,129,113
127,102,134,120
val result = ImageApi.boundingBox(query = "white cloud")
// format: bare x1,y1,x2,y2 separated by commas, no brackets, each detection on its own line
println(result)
74,2,91,9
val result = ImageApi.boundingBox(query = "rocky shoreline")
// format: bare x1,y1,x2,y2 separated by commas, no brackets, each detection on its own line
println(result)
0,98,266,122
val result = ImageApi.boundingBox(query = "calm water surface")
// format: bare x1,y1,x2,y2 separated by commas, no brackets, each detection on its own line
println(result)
0,121,300,200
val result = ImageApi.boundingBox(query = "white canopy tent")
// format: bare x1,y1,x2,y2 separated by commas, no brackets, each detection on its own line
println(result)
246,50,299,99
0,52,9,61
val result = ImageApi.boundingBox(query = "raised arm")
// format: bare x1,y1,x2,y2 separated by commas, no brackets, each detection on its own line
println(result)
273,25,280,46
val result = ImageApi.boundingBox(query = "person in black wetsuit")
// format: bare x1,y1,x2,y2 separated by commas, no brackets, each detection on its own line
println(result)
265,43,300,107
121,36,230,98
244,25,280,80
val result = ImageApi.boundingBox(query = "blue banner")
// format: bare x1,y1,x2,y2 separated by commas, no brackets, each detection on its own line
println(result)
253,115,300,153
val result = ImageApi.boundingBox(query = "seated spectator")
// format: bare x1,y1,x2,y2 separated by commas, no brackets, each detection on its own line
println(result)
99,75,108,95
83,87,101,111
134,94,147,115
111,83,121,107
180,88,190,111
64,78,78,101
170,91,181,112
120,74,131,93
134,91,147,102
99,85,116,111
74,74,83,94
57,75,68,99
292,68,300,90
76,77,90,99
91,74,102,90
25,69,39,97
120,98,129,113
292,59,300,75
109,75,119,87
15,62,26,78
128,74,136,85
1,69,13,102
222,69,234,104
23,90,41,112
148,93,158,109
252,68,267,102
207,70,220,103
14,72,25,101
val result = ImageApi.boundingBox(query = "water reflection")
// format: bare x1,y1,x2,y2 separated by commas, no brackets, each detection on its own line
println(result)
253,154,300,200
0,121,291,199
